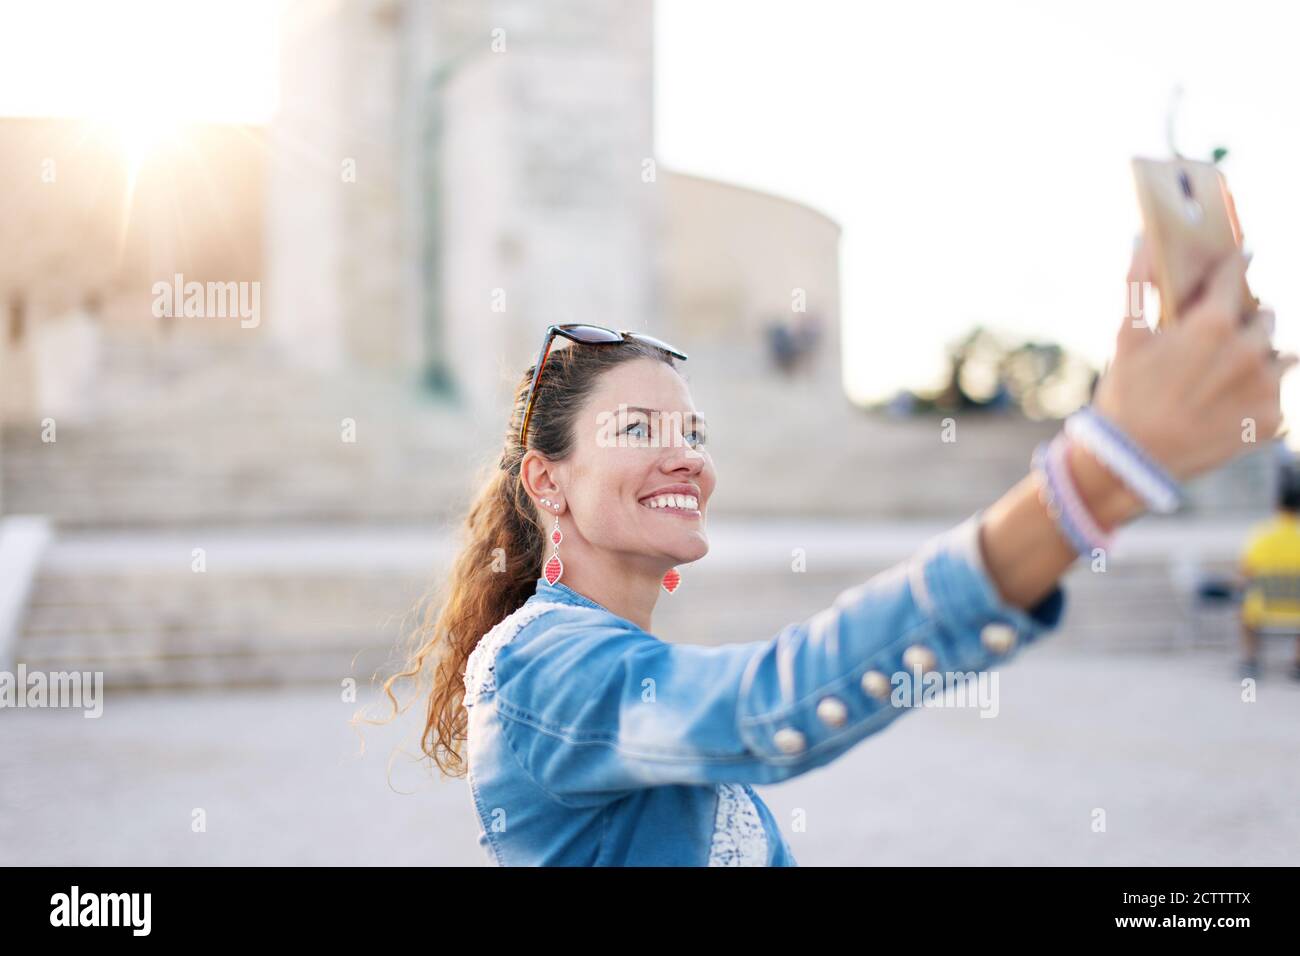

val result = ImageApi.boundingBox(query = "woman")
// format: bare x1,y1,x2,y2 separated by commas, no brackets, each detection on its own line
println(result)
381,243,1292,865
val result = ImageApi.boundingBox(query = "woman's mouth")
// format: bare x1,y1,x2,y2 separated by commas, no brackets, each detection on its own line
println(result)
639,493,701,518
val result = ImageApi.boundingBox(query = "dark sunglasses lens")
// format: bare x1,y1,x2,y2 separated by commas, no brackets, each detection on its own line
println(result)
560,325,624,344
627,332,686,358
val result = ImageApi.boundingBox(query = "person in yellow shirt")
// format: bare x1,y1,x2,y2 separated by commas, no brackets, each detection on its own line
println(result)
1239,471,1300,680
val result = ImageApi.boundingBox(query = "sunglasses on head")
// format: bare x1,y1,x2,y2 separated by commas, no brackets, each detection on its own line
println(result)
518,324,688,449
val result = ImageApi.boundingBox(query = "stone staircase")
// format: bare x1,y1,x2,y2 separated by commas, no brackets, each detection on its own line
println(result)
1,328,495,527
13,527,442,687
10,517,1253,690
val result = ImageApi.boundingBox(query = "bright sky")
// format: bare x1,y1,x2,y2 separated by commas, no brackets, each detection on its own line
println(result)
656,0,1300,440
0,0,278,124
1,0,1296,439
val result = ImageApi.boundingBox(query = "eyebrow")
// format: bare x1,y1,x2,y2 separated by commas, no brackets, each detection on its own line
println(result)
622,406,708,427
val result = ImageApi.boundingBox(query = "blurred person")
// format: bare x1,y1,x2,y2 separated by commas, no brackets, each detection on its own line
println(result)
1237,466,1300,681
372,242,1292,865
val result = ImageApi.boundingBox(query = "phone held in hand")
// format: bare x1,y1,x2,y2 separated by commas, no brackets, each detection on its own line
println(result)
1131,156,1259,328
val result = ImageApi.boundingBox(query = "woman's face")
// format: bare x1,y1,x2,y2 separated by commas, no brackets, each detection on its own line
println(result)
548,357,715,567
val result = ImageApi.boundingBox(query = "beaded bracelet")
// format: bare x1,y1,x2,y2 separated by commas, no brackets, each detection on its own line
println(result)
1046,431,1116,554
1031,432,1114,557
1063,405,1182,514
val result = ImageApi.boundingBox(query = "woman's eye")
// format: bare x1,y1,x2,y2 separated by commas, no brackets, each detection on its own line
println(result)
625,419,650,440
686,430,707,448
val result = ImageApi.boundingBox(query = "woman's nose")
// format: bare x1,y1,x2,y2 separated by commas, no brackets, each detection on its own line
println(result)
661,432,705,470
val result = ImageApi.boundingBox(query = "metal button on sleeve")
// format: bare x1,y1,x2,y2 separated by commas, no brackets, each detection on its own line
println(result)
816,696,848,727
980,621,1018,655
902,644,936,673
772,727,807,754
860,669,891,700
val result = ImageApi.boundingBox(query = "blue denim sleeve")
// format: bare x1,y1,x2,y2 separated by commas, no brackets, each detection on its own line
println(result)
492,510,1067,807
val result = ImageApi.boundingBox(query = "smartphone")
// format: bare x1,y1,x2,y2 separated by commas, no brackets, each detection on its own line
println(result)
1131,156,1258,327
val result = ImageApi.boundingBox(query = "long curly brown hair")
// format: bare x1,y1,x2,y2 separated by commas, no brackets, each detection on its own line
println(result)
366,337,681,777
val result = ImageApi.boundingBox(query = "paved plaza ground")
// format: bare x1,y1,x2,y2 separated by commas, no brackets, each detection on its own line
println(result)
3,641,1297,866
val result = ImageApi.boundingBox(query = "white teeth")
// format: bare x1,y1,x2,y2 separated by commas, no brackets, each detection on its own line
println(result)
642,494,699,510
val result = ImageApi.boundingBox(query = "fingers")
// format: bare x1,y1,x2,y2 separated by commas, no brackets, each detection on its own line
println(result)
1239,308,1275,358
1190,307,1277,401
1191,307,1296,448
1183,251,1250,333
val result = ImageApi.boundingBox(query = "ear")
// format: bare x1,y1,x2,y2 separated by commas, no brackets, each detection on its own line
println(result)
519,450,564,510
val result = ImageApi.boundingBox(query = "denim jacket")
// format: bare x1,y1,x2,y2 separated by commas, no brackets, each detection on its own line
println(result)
462,510,1066,866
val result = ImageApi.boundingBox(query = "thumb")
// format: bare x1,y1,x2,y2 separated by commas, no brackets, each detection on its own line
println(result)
1127,233,1155,288
1184,249,1250,331
1117,235,1156,359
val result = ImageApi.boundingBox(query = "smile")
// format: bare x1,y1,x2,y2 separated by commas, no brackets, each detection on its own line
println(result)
639,493,701,517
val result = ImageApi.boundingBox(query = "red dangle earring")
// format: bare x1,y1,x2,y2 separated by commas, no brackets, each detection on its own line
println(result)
661,567,680,594
540,498,563,585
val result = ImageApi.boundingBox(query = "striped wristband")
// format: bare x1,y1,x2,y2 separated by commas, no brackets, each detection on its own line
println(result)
1062,405,1182,514
1032,432,1115,557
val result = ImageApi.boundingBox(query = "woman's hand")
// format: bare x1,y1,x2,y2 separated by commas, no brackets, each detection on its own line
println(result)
1089,240,1297,484
978,239,1297,612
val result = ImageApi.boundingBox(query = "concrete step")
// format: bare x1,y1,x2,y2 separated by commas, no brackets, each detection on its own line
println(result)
1,343,491,524
10,518,1255,689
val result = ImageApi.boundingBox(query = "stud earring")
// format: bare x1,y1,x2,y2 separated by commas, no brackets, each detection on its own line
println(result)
662,567,680,594
540,498,564,585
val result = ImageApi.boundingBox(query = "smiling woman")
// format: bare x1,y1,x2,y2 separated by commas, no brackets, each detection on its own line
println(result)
366,245,1292,865
369,332,990,866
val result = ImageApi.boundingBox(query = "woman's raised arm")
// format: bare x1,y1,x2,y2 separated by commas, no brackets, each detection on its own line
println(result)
979,243,1293,611
489,508,1064,805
